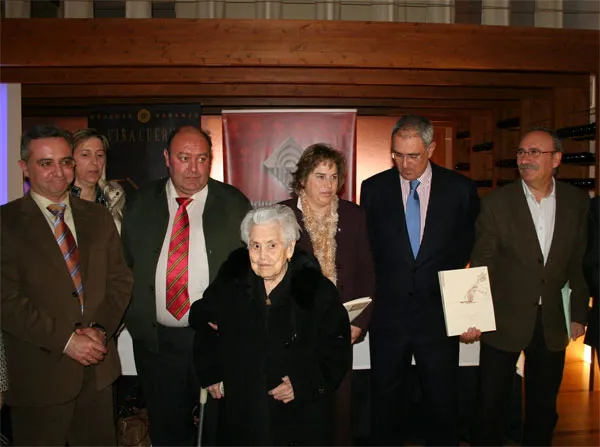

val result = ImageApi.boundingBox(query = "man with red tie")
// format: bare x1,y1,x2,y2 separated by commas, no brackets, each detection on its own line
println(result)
122,126,251,446
1,125,133,445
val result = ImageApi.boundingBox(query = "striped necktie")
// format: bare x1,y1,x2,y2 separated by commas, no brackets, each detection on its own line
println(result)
166,197,193,320
406,179,421,258
47,203,84,313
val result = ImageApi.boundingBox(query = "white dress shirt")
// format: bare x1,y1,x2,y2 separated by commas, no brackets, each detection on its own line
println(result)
31,191,78,243
400,162,433,243
155,179,209,327
522,179,556,304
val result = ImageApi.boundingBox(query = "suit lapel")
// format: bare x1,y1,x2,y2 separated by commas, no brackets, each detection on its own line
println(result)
384,169,415,267
416,164,440,264
203,179,218,239
546,182,571,267
510,181,545,261
70,197,92,288
150,182,170,257
20,194,73,279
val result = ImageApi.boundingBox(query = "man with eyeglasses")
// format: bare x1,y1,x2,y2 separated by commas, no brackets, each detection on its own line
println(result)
361,115,480,446
0,125,133,445
468,127,589,446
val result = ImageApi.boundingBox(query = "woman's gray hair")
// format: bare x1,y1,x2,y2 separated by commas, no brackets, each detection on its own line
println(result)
240,205,301,247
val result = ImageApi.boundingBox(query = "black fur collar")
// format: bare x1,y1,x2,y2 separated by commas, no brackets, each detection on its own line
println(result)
220,247,324,310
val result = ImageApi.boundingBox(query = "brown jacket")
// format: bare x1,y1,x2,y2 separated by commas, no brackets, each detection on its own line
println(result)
1,194,133,406
471,180,589,352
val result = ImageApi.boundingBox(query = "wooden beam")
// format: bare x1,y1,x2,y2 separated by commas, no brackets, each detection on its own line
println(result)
21,83,550,101
0,66,590,89
22,96,514,109
2,19,598,72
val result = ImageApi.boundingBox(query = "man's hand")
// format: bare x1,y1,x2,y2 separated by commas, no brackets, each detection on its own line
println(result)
571,322,586,341
460,327,482,344
76,327,106,346
350,325,362,344
269,376,295,404
207,382,224,400
64,332,107,366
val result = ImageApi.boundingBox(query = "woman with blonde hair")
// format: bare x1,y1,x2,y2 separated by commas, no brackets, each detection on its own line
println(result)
70,128,125,232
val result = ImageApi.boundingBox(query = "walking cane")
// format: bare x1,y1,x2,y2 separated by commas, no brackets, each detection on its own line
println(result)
197,388,208,447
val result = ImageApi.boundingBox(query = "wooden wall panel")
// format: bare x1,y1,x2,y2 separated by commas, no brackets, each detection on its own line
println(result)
1,20,598,72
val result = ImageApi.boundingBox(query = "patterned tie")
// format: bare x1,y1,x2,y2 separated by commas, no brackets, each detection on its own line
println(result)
166,197,193,320
47,203,84,313
406,179,421,258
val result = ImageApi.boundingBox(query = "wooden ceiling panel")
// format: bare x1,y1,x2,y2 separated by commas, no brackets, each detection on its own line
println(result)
2,19,598,72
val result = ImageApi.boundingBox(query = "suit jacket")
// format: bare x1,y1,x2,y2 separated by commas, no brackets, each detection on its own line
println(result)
471,180,589,352
122,178,251,352
280,198,376,331
360,163,480,341
0,194,133,406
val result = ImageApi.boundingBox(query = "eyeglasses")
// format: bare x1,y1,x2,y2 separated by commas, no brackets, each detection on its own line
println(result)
34,158,76,169
516,149,556,158
391,151,426,162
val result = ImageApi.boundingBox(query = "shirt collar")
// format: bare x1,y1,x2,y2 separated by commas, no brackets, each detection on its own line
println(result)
521,177,556,200
400,161,432,186
165,178,208,204
31,190,72,212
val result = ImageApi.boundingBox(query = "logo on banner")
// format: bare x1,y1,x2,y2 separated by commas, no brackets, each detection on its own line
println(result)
262,136,304,191
137,109,151,123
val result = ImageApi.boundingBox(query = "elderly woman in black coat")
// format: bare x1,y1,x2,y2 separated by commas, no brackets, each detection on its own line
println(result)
189,204,352,446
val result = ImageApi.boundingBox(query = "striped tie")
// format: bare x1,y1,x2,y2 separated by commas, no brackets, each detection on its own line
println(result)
166,197,193,320
47,203,84,313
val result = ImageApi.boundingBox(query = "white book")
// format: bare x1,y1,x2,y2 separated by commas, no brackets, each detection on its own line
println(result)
438,266,496,337
343,297,372,323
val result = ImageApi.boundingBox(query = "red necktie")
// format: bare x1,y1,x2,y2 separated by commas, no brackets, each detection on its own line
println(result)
166,197,193,320
47,203,84,314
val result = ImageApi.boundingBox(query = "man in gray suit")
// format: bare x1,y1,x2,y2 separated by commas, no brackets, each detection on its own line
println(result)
122,126,251,446
468,128,589,446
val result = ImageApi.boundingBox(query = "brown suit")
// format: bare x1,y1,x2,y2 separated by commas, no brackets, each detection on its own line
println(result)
1,194,133,444
470,180,589,446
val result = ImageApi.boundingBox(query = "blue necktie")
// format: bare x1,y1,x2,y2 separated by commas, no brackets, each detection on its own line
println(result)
406,179,421,258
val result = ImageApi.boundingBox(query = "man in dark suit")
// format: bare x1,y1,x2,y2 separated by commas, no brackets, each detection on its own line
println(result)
469,128,589,446
122,126,251,446
361,115,479,446
1,125,133,445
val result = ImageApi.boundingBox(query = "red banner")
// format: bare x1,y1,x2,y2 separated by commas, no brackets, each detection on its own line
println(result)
223,110,357,205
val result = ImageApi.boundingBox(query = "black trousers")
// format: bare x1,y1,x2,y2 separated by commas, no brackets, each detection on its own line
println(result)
133,325,218,447
370,334,460,446
475,308,565,446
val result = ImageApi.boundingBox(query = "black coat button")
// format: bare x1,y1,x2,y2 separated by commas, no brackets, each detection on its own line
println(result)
72,291,78,298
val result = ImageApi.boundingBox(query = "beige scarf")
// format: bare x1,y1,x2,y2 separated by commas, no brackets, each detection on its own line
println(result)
300,193,339,286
